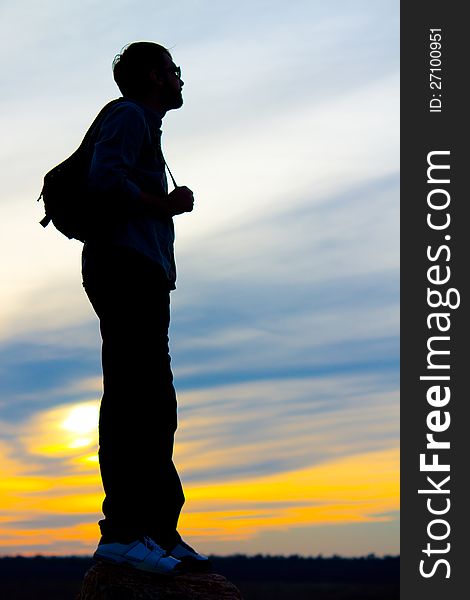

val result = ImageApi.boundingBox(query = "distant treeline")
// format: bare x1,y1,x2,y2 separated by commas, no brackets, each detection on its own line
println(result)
0,554,399,583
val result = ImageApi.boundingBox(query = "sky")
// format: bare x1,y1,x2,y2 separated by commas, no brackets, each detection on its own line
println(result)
0,0,399,557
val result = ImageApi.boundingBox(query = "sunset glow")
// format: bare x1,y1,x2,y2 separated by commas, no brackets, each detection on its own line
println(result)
0,403,398,554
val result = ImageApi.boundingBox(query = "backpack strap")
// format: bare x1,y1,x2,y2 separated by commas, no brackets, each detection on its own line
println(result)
163,157,177,188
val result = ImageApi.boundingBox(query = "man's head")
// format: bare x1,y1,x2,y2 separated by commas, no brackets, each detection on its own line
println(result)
112,42,184,111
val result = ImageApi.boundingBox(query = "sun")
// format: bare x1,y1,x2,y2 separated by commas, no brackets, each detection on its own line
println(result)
61,404,99,436
60,403,99,449
22,401,100,457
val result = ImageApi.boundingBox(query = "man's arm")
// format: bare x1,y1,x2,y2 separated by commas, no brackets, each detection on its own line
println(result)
87,103,194,218
88,103,146,203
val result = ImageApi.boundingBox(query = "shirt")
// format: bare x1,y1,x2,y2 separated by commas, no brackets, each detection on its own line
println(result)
83,98,176,288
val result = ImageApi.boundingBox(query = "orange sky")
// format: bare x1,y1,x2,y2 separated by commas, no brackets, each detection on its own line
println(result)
0,398,399,556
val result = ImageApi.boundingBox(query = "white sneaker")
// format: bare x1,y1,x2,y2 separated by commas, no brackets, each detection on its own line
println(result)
169,538,211,571
94,536,183,575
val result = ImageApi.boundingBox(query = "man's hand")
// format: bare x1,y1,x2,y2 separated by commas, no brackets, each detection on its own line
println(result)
167,186,194,215
139,186,194,217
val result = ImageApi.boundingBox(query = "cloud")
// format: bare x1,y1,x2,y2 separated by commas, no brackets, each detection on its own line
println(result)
1,513,97,532
0,339,101,422
2,172,399,404
169,73,399,245
159,171,399,398
2,372,397,482
174,374,398,481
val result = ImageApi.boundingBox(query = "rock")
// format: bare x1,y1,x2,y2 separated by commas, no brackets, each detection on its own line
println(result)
76,561,244,600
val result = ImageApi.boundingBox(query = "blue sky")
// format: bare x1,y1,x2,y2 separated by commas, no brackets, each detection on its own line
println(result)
0,0,399,556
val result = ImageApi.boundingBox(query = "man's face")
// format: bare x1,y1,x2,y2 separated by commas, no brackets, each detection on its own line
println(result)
157,53,184,110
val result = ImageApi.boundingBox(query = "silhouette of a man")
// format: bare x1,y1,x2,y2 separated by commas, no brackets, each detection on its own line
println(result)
82,42,208,574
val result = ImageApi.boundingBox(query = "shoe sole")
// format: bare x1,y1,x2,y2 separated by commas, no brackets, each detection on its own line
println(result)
177,557,212,572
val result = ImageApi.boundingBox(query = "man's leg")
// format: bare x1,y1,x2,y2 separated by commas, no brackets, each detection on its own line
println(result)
83,246,185,547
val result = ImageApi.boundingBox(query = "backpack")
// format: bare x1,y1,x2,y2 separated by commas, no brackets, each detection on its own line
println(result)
37,98,125,242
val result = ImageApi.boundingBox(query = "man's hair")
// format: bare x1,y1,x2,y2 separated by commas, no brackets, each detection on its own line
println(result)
112,42,171,98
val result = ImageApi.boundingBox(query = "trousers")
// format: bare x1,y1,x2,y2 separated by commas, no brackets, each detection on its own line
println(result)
82,244,185,547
